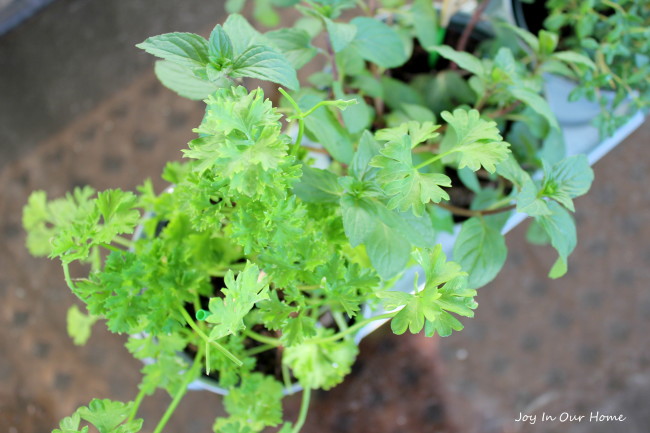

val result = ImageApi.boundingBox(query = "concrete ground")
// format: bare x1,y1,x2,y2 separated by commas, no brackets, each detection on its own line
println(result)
1,1,649,432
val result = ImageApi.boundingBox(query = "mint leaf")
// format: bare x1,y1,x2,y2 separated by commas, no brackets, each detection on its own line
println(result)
293,166,343,203
371,135,451,215
440,109,511,173
284,329,358,390
205,263,270,340
231,45,299,90
349,17,408,68
340,195,377,247
154,61,221,100
223,14,266,55
453,217,507,288
412,0,439,49
266,28,318,69
508,86,559,130
349,130,380,181
541,155,594,212
430,46,485,76
136,33,209,70
325,18,357,52
517,177,552,216
535,201,576,279
209,25,234,60
365,214,412,280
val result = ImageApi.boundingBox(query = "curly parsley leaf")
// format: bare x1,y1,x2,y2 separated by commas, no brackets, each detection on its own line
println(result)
370,134,451,216
440,109,511,173
75,399,142,433
53,413,88,433
283,329,358,390
216,373,284,432
205,263,270,340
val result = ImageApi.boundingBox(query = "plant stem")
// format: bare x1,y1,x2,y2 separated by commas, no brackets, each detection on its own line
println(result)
152,344,204,433
278,88,305,155
281,360,293,390
128,386,148,422
179,308,243,367
414,150,453,170
308,312,396,345
291,388,312,433
435,201,516,217
112,236,134,248
453,0,490,69
100,243,123,253
62,262,76,291
332,311,349,333
243,329,282,347
245,343,278,357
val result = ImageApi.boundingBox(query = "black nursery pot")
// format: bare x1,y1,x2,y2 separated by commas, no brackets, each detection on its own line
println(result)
512,0,548,34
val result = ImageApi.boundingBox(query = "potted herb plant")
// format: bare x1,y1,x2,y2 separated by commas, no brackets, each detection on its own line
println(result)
22,1,623,432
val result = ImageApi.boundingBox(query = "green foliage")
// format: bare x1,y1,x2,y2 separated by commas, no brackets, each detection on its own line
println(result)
26,2,622,432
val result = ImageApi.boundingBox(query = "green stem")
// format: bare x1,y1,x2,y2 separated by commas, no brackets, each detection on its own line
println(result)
179,308,243,367
245,343,277,357
128,386,147,422
112,236,134,248
414,150,454,170
100,243,122,253
279,88,305,154
332,311,349,333
62,262,76,291
152,344,204,433
291,388,312,433
298,99,355,119
243,329,282,347
308,312,396,345
282,360,293,391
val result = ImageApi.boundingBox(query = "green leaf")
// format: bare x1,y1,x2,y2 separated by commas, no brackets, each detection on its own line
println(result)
223,14,266,56
293,166,343,203
508,86,559,130
535,201,576,279
412,0,439,49
281,314,317,346
541,155,594,212
284,329,358,390
325,18,357,52
340,195,377,247
266,28,318,69
364,215,412,280
136,32,209,70
440,109,511,173
95,189,140,243
349,17,408,68
76,399,142,433
552,51,597,70
66,305,98,346
371,135,451,215
378,246,475,336
53,413,89,433
349,130,380,181
299,93,354,164
499,22,539,52
517,177,552,216
375,121,440,146
209,25,234,60
538,30,558,55
453,217,507,288
154,61,221,100
430,46,485,77
205,263,270,340
219,374,284,431
231,45,299,90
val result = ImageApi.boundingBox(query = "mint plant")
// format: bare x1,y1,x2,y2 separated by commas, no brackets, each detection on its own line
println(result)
22,1,605,432
544,0,650,136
